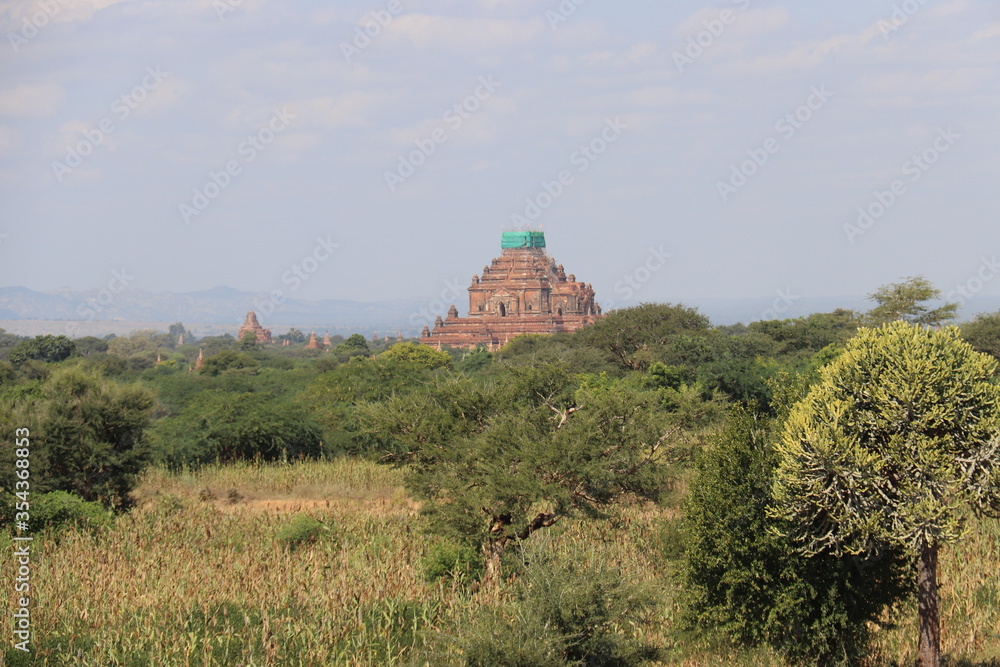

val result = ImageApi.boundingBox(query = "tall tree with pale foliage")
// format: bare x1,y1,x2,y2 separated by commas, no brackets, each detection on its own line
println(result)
771,321,1000,667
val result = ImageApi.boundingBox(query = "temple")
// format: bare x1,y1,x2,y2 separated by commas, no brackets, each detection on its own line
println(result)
238,311,272,344
420,231,601,349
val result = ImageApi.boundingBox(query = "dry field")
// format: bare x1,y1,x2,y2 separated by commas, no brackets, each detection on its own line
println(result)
3,459,999,665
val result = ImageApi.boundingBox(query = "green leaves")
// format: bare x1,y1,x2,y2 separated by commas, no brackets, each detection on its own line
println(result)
681,407,912,663
773,321,1000,556
865,276,959,327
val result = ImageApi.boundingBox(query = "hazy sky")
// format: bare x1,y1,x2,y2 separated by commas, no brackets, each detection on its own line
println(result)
1,0,998,314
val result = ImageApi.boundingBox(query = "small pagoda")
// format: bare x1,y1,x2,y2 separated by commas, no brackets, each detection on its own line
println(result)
238,311,272,344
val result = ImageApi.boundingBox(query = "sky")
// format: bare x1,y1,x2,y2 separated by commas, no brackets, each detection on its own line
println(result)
1,0,999,318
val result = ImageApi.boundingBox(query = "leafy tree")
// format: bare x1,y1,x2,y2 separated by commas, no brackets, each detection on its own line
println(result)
278,328,306,344
238,329,258,351
73,336,109,357
199,350,260,376
379,342,452,370
455,347,493,374
361,364,677,584
681,407,912,664
168,322,195,345
150,391,324,466
748,309,859,358
7,335,77,365
0,328,21,357
197,334,237,357
0,367,155,507
865,276,957,327
771,321,1000,667
576,303,711,370
106,330,162,358
338,333,370,353
961,312,1000,360
495,333,620,375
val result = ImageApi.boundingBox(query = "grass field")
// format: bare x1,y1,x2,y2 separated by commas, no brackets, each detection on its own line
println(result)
4,459,999,665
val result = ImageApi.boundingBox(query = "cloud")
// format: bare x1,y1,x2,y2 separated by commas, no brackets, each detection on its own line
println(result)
287,92,391,131
971,23,1000,42
0,0,133,29
0,83,64,117
0,126,16,155
388,14,546,51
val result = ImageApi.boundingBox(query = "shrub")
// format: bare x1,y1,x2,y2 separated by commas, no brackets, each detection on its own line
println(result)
435,542,661,666
276,515,335,551
422,539,483,585
680,407,912,665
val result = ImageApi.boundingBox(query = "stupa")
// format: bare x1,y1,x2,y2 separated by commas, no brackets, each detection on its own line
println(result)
238,311,272,344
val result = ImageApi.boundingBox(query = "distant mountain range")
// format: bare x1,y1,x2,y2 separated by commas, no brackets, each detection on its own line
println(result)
1,286,997,339
0,286,431,337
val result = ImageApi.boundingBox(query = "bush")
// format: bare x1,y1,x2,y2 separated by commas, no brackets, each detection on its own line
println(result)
0,490,111,535
679,407,912,665
422,539,483,585
433,542,660,666
276,515,335,551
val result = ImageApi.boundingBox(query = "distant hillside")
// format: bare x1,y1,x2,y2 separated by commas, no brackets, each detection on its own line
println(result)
0,286,430,335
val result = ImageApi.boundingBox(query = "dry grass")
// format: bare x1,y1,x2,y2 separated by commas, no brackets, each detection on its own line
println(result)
3,459,999,665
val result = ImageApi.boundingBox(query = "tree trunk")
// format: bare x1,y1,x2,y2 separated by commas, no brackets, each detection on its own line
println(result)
917,541,941,667
481,538,506,592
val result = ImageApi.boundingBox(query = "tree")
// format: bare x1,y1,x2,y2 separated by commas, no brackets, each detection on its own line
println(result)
379,342,452,370
106,330,162,358
238,330,258,351
199,350,260,376
681,407,912,664
359,364,677,585
278,328,306,344
338,333,370,353
865,276,957,327
150,391,324,466
575,303,711,370
74,336,110,357
7,335,77,365
0,367,155,507
771,321,1000,667
961,312,1000,360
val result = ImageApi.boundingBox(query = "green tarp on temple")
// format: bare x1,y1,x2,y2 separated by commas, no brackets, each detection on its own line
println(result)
501,231,546,248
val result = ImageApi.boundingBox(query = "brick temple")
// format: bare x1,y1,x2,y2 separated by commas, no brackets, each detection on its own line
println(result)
238,311,272,344
420,231,601,349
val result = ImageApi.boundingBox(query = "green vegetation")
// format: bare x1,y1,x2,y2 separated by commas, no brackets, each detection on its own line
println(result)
772,321,1000,666
1,278,1000,664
